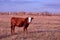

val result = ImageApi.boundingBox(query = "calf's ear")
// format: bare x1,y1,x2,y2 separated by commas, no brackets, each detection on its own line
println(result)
32,17,34,20
25,17,28,20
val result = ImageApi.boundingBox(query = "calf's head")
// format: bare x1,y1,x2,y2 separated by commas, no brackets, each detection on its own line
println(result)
25,17,34,23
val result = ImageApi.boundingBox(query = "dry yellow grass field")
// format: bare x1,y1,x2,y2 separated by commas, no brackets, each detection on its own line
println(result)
0,14,60,40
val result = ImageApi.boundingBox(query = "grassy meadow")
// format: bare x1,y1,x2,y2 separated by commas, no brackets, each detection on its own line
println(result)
0,13,60,40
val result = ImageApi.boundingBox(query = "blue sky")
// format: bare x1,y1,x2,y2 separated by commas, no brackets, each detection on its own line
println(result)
0,0,60,13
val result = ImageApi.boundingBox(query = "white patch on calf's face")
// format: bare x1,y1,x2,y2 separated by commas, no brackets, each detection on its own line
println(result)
28,17,31,23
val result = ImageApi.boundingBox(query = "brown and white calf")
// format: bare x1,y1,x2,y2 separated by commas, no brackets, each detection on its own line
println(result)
11,17,33,34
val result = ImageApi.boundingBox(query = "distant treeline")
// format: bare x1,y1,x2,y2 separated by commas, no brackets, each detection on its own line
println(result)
0,12,60,16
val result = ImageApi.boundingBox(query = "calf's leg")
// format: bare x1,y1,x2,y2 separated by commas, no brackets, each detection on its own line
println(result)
11,26,15,35
23,23,29,33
